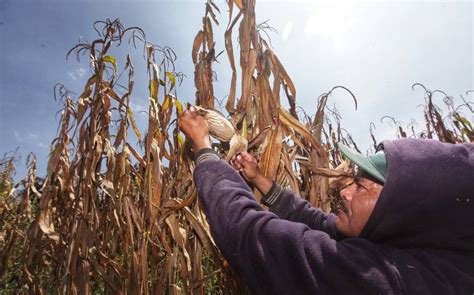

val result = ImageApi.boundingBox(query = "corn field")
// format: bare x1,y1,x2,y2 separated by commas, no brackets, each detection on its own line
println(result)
1,0,473,294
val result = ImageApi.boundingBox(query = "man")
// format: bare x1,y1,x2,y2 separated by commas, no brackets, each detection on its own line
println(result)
229,149,385,240
178,107,474,294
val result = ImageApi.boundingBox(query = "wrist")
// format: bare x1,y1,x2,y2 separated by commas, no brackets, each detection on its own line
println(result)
261,182,283,207
194,147,220,165
192,137,211,151
253,173,273,195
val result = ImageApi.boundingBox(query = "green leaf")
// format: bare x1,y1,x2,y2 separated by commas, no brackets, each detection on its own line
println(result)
149,79,158,99
461,128,472,136
150,63,160,100
102,55,117,78
173,98,184,115
177,134,185,146
0,179,12,198
127,107,142,142
162,95,172,111
166,72,176,91
455,113,473,130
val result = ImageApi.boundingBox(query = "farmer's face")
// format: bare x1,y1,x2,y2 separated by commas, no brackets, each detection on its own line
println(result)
330,176,383,238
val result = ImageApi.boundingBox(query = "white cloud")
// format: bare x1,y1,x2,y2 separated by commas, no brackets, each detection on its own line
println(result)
13,131,40,143
27,131,39,140
281,21,293,41
68,72,77,80
304,3,355,39
14,131,23,142
68,67,86,80
38,142,49,149
130,101,147,114
77,67,86,77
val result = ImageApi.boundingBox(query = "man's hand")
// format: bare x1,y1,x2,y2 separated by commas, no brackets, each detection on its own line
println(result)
231,151,259,181
178,106,212,151
231,152,273,195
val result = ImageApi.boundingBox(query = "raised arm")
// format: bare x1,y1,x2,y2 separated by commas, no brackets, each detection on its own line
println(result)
231,151,338,239
194,158,402,294
262,182,338,239
178,108,402,293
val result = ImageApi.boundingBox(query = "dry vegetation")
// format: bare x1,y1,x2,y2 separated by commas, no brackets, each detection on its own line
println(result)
1,0,473,293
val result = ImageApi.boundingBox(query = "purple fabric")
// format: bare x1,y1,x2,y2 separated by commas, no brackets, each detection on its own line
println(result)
194,160,401,293
193,139,474,294
264,184,338,239
361,139,474,292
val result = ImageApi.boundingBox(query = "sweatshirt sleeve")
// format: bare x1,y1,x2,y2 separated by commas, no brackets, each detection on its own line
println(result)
193,159,403,294
261,182,338,239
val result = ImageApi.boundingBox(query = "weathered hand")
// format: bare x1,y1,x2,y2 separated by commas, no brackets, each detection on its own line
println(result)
231,151,260,182
231,151,273,194
178,106,211,151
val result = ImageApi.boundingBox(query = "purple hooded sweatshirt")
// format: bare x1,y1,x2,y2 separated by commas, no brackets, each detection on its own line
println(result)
193,139,474,294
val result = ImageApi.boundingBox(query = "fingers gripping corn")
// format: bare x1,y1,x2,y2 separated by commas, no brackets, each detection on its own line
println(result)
195,106,236,142
193,105,248,159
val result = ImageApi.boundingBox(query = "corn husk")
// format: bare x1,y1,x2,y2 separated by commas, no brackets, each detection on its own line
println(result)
194,106,236,142
193,105,248,159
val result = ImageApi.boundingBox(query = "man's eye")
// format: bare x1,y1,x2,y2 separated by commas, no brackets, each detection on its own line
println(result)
354,179,368,191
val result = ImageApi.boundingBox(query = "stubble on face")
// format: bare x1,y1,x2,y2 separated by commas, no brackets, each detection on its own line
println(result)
333,177,383,238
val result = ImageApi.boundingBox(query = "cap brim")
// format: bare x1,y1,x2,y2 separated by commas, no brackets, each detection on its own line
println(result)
338,143,385,183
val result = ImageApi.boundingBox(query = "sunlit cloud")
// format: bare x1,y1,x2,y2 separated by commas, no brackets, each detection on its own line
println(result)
68,67,86,80
67,72,77,80
14,131,39,143
281,21,293,41
130,101,147,115
77,67,86,77
304,3,355,39
14,131,22,142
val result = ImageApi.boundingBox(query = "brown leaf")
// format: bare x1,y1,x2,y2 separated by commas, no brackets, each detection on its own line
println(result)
259,125,283,180
224,10,243,114
192,30,204,64
204,16,214,50
279,108,320,148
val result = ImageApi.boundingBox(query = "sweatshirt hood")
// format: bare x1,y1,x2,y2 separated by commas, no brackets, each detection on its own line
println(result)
360,138,474,252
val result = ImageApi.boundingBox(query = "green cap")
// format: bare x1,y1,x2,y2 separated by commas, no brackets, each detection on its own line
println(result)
337,143,387,184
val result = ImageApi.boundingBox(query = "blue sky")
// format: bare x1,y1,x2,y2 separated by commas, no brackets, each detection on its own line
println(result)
0,0,472,179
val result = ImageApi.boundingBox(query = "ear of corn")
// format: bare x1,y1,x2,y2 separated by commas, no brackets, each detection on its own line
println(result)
194,105,236,142
227,134,248,160
193,105,249,159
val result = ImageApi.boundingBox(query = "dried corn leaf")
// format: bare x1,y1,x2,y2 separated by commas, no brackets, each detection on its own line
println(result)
279,108,319,148
127,107,142,142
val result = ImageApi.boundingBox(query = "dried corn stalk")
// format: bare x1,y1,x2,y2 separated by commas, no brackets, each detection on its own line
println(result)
0,17,243,294
1,1,472,294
